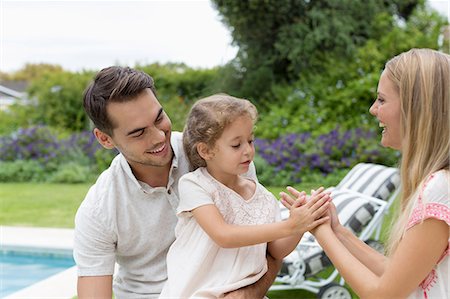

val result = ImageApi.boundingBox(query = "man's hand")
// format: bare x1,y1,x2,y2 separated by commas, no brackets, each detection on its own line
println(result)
223,253,282,299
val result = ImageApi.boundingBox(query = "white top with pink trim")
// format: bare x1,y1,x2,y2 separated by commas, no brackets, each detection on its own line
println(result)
407,170,449,299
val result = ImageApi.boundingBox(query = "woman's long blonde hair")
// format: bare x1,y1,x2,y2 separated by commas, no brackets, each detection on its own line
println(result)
385,49,450,254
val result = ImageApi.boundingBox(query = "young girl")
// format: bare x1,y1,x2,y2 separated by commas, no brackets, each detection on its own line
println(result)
283,48,449,299
160,94,330,298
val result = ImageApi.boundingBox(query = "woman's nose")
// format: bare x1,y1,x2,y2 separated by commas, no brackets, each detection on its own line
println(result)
369,101,377,116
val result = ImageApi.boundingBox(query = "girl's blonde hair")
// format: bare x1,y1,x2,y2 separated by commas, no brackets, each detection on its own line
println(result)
385,48,450,254
183,93,258,170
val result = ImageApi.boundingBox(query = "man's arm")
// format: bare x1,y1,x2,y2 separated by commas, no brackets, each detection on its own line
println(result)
78,275,113,299
224,252,282,299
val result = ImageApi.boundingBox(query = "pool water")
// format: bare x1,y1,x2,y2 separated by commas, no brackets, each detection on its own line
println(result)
0,249,75,297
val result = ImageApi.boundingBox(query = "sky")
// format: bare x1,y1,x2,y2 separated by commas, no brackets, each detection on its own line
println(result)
0,0,449,73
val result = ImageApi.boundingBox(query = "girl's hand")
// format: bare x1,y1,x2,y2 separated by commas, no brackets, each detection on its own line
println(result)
284,187,331,234
279,186,306,209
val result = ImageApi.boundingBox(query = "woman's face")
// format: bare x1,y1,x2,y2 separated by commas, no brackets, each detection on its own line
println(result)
369,71,402,150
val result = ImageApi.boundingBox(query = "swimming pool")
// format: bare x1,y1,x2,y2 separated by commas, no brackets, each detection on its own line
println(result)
0,247,75,297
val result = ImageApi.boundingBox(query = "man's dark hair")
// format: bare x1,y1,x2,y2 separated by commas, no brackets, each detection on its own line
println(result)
83,66,157,135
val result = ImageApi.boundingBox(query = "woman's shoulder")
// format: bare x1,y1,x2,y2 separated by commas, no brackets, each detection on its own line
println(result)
422,169,449,205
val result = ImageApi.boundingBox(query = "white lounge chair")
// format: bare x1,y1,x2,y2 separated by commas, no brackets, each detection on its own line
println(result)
271,163,401,299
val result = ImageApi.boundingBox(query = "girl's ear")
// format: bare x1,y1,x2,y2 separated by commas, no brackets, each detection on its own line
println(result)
197,142,213,160
94,128,115,149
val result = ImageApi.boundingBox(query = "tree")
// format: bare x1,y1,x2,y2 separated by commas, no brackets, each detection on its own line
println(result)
211,0,425,101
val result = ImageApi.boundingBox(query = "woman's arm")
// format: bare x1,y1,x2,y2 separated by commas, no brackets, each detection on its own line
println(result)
333,224,387,275
191,190,330,248
314,218,448,299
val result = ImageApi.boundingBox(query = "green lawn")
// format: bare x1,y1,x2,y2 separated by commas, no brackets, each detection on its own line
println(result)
0,183,91,228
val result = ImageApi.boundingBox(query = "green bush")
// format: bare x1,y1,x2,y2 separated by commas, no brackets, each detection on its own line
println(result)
0,160,46,182
94,149,119,173
47,162,94,183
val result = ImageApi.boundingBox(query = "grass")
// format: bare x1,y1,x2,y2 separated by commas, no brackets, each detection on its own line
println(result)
0,183,91,228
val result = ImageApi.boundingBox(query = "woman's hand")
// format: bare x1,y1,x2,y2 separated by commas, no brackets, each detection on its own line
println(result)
327,200,344,233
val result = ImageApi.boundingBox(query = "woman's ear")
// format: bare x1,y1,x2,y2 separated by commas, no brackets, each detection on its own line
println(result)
197,142,213,160
94,128,115,149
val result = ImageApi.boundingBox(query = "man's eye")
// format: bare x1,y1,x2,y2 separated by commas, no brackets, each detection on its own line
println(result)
156,112,165,123
133,130,145,138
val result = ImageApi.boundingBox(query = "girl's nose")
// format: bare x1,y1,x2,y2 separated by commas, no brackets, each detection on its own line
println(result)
245,142,254,156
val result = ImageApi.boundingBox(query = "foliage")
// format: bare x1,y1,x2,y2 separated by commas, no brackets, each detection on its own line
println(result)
0,126,63,166
0,105,37,135
26,70,94,131
255,6,448,137
0,160,45,182
0,126,117,183
138,63,222,102
47,162,94,184
254,128,398,186
0,63,64,81
211,0,427,100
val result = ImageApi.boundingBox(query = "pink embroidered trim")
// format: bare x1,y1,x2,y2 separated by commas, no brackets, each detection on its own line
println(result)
420,269,437,299
406,203,450,229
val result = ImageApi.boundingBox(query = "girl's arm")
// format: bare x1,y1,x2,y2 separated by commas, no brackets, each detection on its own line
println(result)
267,235,303,260
191,190,330,248
267,190,327,259
314,218,448,299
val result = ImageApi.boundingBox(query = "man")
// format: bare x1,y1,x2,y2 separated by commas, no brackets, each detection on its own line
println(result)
74,66,281,298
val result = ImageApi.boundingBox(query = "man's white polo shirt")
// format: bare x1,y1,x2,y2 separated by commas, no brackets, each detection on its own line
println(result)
74,131,189,298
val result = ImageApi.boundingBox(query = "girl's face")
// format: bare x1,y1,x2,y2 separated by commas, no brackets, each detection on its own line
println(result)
205,115,255,181
369,71,402,150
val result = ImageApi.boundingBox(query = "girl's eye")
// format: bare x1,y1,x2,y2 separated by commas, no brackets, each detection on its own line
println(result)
232,144,240,149
377,98,385,104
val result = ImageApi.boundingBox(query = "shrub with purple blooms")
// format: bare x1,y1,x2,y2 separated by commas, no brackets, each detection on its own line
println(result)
0,126,118,183
254,127,398,186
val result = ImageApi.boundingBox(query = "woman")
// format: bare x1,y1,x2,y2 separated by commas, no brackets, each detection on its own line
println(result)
283,48,449,299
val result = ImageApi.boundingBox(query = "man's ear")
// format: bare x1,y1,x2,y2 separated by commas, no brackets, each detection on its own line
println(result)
93,128,115,150
197,142,213,160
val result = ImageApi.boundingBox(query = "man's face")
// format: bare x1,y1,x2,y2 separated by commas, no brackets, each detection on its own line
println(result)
97,88,173,171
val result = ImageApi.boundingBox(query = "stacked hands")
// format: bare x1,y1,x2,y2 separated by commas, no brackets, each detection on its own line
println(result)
280,186,337,235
